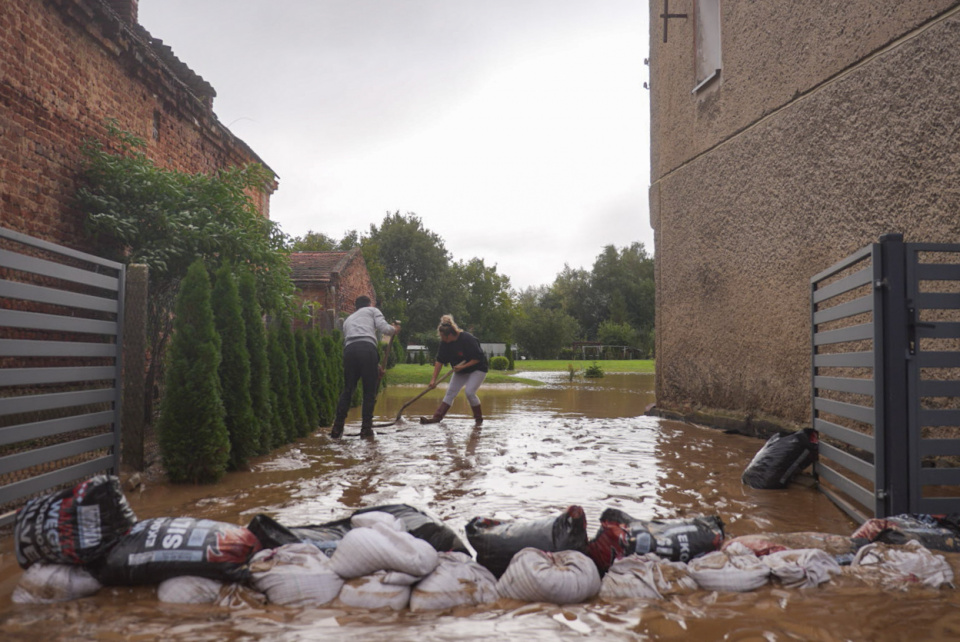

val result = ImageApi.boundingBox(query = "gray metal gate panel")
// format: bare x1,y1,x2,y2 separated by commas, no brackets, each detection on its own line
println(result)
0,227,125,528
905,243,960,515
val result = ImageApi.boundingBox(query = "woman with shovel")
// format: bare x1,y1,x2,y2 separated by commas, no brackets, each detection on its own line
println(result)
420,315,488,426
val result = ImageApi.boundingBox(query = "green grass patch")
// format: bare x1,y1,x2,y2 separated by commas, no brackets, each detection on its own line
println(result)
512,359,655,373
385,363,543,386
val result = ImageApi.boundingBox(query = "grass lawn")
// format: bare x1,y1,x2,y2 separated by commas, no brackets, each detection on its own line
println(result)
512,359,655,373
385,359,655,386
385,363,544,386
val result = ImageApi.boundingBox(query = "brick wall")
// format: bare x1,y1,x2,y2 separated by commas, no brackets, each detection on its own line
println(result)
0,0,274,250
337,253,377,316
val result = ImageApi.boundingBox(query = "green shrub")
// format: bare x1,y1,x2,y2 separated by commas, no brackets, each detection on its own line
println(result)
278,316,306,439
417,349,427,366
239,270,271,454
297,330,319,434
267,323,293,446
157,260,229,483
212,263,258,470
584,361,605,378
490,356,509,371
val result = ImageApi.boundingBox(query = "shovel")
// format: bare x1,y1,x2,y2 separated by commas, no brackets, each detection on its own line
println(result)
371,362,461,428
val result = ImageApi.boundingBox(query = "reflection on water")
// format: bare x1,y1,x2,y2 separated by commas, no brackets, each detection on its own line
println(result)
2,372,959,640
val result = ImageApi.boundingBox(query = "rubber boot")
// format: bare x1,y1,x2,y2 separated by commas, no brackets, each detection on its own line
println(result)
359,421,375,439
471,403,483,427
420,402,451,424
330,422,344,439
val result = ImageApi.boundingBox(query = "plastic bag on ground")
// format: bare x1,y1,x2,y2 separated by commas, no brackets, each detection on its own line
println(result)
466,506,589,579
722,532,861,559
409,551,499,611
330,521,439,579
15,475,137,569
92,517,261,586
12,563,102,603
844,540,954,590
762,548,842,588
741,428,818,489
687,546,771,592
335,570,413,610
851,514,960,553
597,509,724,563
497,548,601,604
249,543,344,606
599,553,698,600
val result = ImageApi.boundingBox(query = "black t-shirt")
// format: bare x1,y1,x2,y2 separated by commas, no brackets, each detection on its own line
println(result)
435,331,488,373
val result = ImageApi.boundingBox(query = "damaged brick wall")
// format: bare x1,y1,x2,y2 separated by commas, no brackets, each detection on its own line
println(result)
0,0,275,249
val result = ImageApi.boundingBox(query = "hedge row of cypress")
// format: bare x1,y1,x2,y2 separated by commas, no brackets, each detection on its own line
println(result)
157,260,344,483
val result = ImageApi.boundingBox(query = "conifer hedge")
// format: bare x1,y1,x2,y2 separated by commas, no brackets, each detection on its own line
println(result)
267,323,293,447
296,330,319,435
239,270,272,455
157,261,230,483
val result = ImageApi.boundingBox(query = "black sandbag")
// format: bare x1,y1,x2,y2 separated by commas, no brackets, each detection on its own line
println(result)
741,428,818,489
852,514,960,553
91,517,262,585
598,508,725,563
15,475,137,569
466,505,589,578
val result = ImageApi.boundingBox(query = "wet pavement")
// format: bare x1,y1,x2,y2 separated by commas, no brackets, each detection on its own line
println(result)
1,371,959,640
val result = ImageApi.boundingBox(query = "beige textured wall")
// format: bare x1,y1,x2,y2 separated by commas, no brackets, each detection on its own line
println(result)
651,2,960,423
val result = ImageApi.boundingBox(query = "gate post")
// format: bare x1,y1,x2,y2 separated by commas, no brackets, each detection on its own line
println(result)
121,264,148,470
877,233,910,516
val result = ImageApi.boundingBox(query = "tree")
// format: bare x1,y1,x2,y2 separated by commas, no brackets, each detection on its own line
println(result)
297,330,319,434
267,323,293,447
513,307,578,359
597,319,639,349
78,121,292,424
278,316,307,440
451,258,516,341
289,231,338,252
212,263,259,470
156,261,229,483
239,270,272,454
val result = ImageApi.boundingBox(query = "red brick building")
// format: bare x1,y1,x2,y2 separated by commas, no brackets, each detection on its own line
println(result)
289,249,377,330
1,0,275,247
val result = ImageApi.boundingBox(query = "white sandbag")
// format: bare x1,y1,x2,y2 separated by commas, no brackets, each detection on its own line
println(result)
599,553,698,600
497,548,601,604
157,576,224,603
330,522,439,579
687,549,770,592
12,563,102,603
410,551,499,611
249,543,344,606
763,548,841,589
351,511,405,531
846,540,954,590
336,570,412,610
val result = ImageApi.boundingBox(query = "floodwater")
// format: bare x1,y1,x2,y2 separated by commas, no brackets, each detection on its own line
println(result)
1,371,959,641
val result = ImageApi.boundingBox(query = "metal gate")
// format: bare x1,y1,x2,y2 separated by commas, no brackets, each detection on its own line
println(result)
0,227,126,528
811,233,960,523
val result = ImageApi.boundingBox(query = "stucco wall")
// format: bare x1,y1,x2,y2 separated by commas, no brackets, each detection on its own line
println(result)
0,0,273,248
651,4,960,423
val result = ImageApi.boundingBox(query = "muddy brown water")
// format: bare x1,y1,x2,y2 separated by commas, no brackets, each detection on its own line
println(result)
2,372,960,640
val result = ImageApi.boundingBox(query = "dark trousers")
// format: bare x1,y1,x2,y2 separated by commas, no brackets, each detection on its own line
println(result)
334,341,379,428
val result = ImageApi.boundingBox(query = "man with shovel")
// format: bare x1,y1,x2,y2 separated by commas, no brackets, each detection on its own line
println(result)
330,296,400,439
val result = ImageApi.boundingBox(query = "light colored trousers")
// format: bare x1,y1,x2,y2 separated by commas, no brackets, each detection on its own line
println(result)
443,370,487,407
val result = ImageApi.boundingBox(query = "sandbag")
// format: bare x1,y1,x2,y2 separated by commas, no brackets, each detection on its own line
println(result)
12,562,102,604
687,547,770,592
249,543,344,606
722,532,861,559
762,548,842,588
597,509,724,563
336,570,412,610
92,517,261,585
409,551,499,611
845,540,954,590
157,576,224,604
497,548,601,604
741,428,818,489
330,520,439,579
247,504,469,556
15,475,137,569
599,553,698,600
851,514,960,553
466,505,589,578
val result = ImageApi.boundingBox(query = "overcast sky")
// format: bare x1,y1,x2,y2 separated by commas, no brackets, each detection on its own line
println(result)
138,1,651,291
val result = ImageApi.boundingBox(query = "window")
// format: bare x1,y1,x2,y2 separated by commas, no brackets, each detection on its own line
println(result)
694,0,722,92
